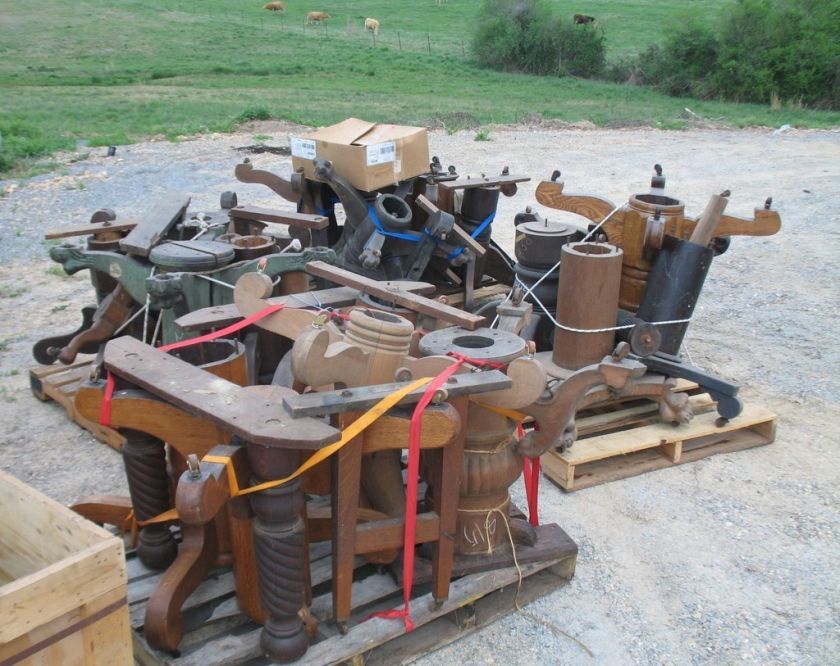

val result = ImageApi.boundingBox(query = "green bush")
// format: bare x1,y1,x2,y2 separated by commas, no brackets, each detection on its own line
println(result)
471,0,605,78
711,0,839,108
623,0,840,109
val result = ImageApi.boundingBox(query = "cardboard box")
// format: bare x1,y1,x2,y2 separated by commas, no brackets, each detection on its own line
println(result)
290,118,430,192
0,470,132,664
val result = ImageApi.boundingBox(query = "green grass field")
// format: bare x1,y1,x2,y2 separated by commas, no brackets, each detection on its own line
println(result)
1,0,838,175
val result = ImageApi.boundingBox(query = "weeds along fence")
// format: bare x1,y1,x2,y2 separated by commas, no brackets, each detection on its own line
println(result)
143,0,471,61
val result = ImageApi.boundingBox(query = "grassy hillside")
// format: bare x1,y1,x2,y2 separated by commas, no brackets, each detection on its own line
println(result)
1,0,838,175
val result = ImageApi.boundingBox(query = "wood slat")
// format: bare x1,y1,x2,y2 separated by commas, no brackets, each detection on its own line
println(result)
541,398,777,492
283,370,511,418
563,402,776,466
104,336,339,449
305,261,486,330
230,205,329,230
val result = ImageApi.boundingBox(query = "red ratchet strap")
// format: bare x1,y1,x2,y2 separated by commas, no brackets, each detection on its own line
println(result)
99,303,286,426
518,422,540,527
372,356,467,632
447,350,507,370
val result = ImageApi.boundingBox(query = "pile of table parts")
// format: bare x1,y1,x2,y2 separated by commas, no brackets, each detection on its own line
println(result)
30,150,781,662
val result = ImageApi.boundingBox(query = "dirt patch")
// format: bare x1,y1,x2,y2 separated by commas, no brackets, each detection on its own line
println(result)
0,124,838,665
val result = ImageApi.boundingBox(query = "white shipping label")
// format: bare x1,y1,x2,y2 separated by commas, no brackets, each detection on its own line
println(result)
290,136,317,160
366,142,396,166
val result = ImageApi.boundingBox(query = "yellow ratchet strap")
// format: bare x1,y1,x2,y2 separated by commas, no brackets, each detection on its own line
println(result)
203,376,434,497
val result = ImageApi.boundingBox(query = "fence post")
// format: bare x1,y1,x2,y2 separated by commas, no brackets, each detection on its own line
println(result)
461,40,465,57
372,32,376,47
427,33,431,54
397,31,402,50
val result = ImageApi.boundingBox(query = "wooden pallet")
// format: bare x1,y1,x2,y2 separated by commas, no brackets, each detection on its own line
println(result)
29,357,125,450
129,524,577,666
541,393,777,492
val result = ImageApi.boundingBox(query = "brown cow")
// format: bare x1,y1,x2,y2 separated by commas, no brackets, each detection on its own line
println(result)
364,17,380,35
574,14,596,24
306,11,331,24
264,1,285,11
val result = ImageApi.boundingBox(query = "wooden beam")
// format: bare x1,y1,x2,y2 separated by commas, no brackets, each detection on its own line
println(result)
305,261,486,330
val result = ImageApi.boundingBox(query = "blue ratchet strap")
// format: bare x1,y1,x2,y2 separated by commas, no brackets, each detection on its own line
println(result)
367,204,421,242
446,211,495,260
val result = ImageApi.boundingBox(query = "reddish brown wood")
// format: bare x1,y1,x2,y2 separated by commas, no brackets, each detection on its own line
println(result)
552,243,623,370
144,522,218,651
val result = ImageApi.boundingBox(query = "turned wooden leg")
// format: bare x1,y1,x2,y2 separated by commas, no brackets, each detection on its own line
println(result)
246,442,309,663
122,429,177,569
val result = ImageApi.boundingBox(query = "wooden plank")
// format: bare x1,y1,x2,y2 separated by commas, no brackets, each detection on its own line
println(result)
0,584,127,663
305,261,486,330
283,370,510,418
576,392,715,438
174,281,435,333
439,174,530,191
309,572,398,622
44,219,138,240
119,192,190,257
0,539,126,644
302,559,562,665
562,402,776,466
130,572,237,628
29,360,126,450
364,567,571,665
0,472,114,575
104,336,339,449
230,205,329,230
156,556,570,666
541,404,777,492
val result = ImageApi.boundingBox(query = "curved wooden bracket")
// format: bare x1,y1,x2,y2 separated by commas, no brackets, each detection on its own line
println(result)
235,161,299,203
535,181,616,223
233,272,343,343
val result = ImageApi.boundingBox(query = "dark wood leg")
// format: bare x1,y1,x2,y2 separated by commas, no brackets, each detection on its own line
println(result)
331,415,363,633
144,522,218,651
246,442,309,663
431,397,466,603
122,429,177,569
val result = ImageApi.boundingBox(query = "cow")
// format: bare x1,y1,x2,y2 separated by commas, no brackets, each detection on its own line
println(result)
574,14,596,24
306,11,330,24
263,1,285,12
364,17,380,35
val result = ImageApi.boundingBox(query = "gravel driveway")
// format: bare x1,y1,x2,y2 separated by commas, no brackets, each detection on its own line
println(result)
0,122,838,665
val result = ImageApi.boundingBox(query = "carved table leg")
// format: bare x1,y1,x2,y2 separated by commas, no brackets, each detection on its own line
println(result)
122,429,177,569
246,442,309,663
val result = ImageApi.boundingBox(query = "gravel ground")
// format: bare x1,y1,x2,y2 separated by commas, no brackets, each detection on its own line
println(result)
1,122,838,665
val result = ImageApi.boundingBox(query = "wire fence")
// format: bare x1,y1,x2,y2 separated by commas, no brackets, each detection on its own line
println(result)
146,0,471,62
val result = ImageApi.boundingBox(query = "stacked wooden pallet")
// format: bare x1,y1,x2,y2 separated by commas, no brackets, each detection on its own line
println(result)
541,389,777,492
29,356,125,450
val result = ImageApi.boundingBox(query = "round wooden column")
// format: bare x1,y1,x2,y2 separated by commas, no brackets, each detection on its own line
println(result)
552,242,623,371
121,429,178,569
245,442,308,663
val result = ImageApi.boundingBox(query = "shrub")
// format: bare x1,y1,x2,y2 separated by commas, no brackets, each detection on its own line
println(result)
471,0,605,78
235,106,272,123
625,0,840,109
711,0,839,108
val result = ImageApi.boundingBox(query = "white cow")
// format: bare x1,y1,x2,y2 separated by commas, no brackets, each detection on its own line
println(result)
364,17,380,35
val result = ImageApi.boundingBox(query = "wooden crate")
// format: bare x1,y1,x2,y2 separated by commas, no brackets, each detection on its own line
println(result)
541,393,777,492
129,524,577,665
29,357,125,451
0,470,132,665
